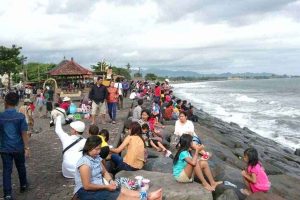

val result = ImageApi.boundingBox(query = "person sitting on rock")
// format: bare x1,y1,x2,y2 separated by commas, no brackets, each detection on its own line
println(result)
88,125,110,161
141,123,173,158
73,135,163,200
55,115,86,178
132,99,143,122
50,103,72,126
240,148,271,196
174,111,210,160
60,97,71,114
163,101,174,121
110,122,146,174
173,134,222,191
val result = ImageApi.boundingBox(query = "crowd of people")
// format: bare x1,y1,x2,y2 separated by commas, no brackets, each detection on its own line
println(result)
0,78,271,200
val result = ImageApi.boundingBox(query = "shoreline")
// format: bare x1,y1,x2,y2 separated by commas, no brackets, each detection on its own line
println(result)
171,87,300,199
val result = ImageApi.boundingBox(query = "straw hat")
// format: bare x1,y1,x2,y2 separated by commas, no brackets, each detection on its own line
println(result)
24,99,32,103
63,97,71,102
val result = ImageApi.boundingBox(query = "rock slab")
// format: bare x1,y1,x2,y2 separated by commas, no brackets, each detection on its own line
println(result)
116,170,213,200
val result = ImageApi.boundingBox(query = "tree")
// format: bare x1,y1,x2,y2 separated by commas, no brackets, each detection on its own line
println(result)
134,72,142,78
145,73,157,81
111,66,131,80
126,63,131,73
91,61,108,72
25,62,56,82
0,45,23,88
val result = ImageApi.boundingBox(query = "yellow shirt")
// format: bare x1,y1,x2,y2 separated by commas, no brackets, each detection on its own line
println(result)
123,135,145,169
98,135,108,147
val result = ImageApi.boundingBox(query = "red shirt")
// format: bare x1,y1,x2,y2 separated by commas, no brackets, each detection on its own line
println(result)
154,86,161,97
107,87,118,103
148,117,156,131
164,106,174,120
60,102,70,111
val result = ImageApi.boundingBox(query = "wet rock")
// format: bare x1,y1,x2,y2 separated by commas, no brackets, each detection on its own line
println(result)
216,189,239,200
295,148,300,156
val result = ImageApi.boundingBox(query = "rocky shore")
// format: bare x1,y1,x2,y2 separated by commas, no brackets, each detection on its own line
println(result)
189,104,300,199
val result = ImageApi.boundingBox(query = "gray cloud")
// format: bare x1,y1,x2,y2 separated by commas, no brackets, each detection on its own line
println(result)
156,0,297,25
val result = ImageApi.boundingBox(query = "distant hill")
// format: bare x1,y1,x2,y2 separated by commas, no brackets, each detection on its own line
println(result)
139,69,275,78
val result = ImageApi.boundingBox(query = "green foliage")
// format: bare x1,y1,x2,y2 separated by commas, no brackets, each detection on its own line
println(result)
134,72,142,78
91,61,131,80
111,66,131,80
145,73,157,81
25,62,56,81
0,45,23,88
91,61,108,72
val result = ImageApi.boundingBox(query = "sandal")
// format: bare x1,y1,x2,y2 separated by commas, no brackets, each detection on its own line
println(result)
240,188,251,196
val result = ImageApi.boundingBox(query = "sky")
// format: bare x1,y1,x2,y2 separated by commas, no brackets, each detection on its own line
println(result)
1,0,300,75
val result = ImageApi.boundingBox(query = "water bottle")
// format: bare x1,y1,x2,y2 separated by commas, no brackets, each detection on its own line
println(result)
224,181,237,188
140,187,148,200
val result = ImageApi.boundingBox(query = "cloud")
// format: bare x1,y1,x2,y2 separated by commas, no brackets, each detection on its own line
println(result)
0,0,300,75
155,0,298,25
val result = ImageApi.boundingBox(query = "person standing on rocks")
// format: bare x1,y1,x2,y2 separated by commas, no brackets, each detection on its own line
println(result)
0,92,30,200
55,115,86,178
89,76,108,125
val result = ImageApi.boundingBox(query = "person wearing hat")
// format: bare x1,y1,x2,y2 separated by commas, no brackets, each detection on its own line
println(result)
60,97,71,114
55,115,86,178
19,99,34,137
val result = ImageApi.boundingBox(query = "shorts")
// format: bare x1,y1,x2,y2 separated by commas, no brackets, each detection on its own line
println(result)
46,101,53,111
175,170,193,183
91,101,107,115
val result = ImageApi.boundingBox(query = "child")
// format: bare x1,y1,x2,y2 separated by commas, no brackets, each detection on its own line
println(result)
98,129,110,160
88,125,110,160
36,94,44,117
141,124,172,158
173,134,222,191
240,148,271,196
19,99,34,137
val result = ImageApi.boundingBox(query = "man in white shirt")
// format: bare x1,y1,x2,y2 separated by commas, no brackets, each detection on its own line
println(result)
55,116,86,178
50,103,67,125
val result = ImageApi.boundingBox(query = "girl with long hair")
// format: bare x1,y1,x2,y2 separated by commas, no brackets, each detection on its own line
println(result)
173,134,222,191
74,136,162,200
110,122,146,173
240,148,270,196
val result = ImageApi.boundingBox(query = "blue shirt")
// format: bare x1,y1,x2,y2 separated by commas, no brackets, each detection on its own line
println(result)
74,155,103,194
173,150,192,178
0,108,28,152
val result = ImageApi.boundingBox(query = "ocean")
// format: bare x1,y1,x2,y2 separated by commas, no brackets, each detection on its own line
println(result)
173,78,300,150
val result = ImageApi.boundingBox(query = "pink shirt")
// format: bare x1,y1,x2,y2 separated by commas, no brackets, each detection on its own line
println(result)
247,163,271,192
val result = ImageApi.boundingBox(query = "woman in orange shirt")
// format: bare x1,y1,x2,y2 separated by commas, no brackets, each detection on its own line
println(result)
110,122,145,173
107,81,118,124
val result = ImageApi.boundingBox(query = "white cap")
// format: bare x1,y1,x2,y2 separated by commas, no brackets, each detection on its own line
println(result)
165,79,170,82
63,97,71,102
70,121,85,132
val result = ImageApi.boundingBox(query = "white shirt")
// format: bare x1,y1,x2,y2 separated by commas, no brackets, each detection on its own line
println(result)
55,116,86,178
174,120,195,136
51,107,67,125
132,105,142,122
114,83,123,95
